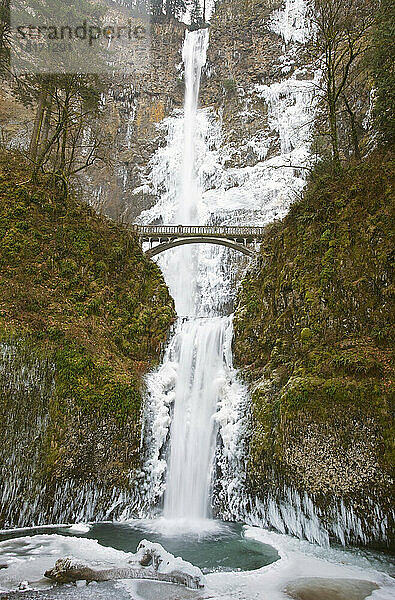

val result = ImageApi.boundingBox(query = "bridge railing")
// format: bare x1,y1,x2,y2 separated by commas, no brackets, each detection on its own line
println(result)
130,224,266,238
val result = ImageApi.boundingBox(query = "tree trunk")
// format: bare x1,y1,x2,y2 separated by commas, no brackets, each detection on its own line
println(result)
44,558,204,590
29,84,47,163
328,91,341,173
343,94,361,160
32,118,64,181
38,86,53,158
57,90,71,193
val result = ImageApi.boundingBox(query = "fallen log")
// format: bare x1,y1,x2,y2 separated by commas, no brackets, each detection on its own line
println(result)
44,540,205,590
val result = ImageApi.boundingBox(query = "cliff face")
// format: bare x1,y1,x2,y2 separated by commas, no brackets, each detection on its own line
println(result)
203,0,283,138
201,0,311,169
1,0,376,222
1,0,313,222
0,151,175,527
85,19,187,222
233,154,394,544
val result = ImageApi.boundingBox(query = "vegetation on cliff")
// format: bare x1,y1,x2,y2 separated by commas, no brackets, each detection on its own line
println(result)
233,154,394,531
0,150,175,499
371,0,395,147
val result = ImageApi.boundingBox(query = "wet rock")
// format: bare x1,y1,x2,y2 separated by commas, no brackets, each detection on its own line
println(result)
284,577,380,600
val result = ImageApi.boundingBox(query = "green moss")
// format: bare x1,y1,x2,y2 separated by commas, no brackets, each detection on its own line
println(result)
0,150,175,365
248,375,394,497
234,153,395,507
222,78,238,96
54,344,141,423
0,149,176,489
300,327,312,343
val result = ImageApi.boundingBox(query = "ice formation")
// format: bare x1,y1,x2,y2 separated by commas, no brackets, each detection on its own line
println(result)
138,1,319,535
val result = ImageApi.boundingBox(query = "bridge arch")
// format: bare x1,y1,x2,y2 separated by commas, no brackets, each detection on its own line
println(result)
146,236,255,258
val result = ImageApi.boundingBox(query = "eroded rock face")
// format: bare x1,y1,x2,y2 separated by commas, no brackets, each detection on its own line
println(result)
89,0,298,218
201,0,315,169
203,0,284,156
0,158,175,528
78,20,187,222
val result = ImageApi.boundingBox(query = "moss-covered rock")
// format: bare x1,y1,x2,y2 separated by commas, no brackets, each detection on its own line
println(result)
0,151,175,527
233,153,394,544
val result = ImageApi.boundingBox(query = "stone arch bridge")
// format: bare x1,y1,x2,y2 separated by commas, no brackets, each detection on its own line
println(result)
131,225,265,258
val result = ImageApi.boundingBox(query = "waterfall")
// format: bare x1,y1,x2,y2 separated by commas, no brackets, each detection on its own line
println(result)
137,29,250,523
137,12,319,526
163,27,215,517
164,29,209,318
138,1,320,526
141,29,236,522
163,318,228,519
180,30,208,225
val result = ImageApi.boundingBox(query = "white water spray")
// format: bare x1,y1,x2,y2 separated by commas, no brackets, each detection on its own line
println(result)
163,317,227,519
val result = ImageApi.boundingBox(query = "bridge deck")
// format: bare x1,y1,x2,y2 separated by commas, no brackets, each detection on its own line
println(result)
131,224,266,241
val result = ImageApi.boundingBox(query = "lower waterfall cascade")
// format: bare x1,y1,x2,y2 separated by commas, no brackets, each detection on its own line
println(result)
162,317,233,520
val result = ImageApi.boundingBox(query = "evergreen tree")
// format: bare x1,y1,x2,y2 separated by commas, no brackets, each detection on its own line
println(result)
164,0,187,21
150,0,165,21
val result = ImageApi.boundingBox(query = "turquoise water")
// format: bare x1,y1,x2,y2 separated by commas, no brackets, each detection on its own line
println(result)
0,520,280,574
